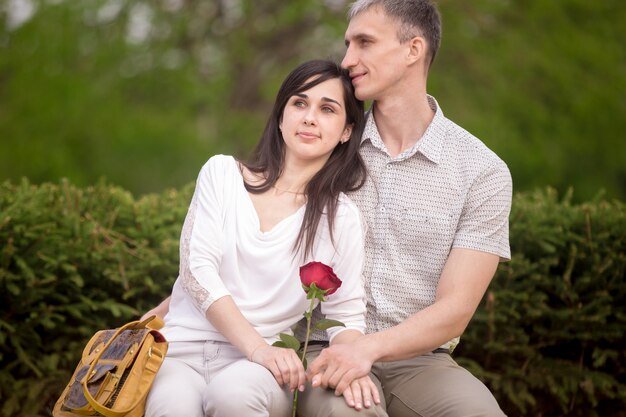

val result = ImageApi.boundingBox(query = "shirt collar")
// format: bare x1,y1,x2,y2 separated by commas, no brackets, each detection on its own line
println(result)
361,95,447,164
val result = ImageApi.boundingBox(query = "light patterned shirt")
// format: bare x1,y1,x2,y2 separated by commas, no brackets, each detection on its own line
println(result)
347,96,512,351
299,96,512,351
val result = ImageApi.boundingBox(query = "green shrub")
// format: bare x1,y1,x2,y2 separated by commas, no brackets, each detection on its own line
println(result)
0,179,192,416
0,181,624,416
457,188,626,416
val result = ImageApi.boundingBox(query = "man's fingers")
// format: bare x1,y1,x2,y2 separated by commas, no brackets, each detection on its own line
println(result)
334,368,359,396
306,353,326,377
321,365,343,389
327,366,347,390
310,372,324,388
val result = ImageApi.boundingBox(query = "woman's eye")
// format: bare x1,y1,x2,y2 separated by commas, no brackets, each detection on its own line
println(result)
322,106,335,113
294,100,306,107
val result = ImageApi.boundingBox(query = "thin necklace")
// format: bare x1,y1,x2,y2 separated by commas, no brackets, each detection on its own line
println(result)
273,184,305,195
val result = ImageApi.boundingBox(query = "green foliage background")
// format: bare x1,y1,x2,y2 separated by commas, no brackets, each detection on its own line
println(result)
1,0,624,200
1,181,625,416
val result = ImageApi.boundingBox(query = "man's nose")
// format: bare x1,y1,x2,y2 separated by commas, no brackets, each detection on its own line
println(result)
341,45,357,69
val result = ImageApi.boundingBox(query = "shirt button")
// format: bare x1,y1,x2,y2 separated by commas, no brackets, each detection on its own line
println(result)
380,206,386,213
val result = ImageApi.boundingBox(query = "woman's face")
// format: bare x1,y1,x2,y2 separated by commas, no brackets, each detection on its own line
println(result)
280,77,352,166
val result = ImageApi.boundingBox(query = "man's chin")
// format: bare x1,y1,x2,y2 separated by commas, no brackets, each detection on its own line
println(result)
354,87,374,102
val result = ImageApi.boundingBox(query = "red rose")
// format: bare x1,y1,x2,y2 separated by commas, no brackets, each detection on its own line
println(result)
299,261,342,296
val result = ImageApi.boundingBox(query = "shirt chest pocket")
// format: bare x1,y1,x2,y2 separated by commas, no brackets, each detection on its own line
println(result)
391,208,456,256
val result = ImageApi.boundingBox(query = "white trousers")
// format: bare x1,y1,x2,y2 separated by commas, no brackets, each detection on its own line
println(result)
145,340,293,417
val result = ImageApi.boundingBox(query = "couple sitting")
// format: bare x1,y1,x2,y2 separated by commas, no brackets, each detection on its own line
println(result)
143,1,511,416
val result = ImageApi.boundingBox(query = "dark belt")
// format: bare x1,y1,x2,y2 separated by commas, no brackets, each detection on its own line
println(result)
307,341,329,347
307,341,450,355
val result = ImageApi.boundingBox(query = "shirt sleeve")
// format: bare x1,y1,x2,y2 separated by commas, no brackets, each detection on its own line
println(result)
320,198,367,342
179,156,232,314
452,158,512,261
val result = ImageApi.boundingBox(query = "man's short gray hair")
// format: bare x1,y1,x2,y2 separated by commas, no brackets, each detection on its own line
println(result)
348,0,442,66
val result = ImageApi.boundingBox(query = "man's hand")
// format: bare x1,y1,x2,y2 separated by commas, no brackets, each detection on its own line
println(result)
306,341,375,395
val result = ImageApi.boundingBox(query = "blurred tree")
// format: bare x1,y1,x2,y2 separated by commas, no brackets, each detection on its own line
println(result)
432,0,626,200
0,0,624,200
0,0,349,193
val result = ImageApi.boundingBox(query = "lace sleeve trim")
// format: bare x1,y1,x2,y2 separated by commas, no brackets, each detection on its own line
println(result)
179,192,217,313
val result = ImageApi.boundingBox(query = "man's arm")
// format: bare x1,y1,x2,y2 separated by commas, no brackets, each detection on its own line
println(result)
307,247,500,394
140,296,171,321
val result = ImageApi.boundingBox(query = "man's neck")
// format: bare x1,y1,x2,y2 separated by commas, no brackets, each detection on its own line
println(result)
372,91,435,158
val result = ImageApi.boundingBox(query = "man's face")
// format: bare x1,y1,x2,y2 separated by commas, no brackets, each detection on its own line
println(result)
342,7,411,101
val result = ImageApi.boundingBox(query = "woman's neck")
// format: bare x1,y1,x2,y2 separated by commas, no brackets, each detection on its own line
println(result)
276,155,326,194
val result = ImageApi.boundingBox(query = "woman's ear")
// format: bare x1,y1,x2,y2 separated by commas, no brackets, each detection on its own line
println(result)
341,124,353,143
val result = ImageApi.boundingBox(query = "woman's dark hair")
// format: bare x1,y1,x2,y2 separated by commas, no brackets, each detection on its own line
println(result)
242,59,366,258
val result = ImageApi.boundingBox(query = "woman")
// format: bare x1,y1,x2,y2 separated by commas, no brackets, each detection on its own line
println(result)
144,60,377,417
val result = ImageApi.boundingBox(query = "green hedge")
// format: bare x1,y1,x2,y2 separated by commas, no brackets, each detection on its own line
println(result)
1,180,624,416
0,179,191,416
456,188,626,416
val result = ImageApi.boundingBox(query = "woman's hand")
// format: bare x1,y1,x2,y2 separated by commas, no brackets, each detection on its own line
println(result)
250,344,306,393
341,375,381,411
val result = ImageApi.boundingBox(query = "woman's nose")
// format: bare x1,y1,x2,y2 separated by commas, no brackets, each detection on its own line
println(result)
303,112,316,126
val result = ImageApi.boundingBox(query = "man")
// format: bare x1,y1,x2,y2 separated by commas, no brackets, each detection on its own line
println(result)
298,1,511,416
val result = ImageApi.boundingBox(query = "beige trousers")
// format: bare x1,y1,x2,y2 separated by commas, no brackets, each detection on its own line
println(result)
297,345,506,417
145,340,292,417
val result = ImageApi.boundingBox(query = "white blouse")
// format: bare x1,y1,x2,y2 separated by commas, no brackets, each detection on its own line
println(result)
162,155,366,344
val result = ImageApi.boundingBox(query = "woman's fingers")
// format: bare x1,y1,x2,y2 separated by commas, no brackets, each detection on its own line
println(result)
275,352,299,391
286,350,307,392
367,377,381,406
342,376,382,410
358,378,373,408
342,385,356,408
251,345,305,391
281,349,306,392
350,380,364,410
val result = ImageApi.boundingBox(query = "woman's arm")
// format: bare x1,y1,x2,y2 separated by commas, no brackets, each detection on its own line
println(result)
206,295,306,393
319,200,367,341
144,286,308,391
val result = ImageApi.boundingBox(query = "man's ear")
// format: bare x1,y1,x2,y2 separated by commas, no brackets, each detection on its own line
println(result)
407,35,427,65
